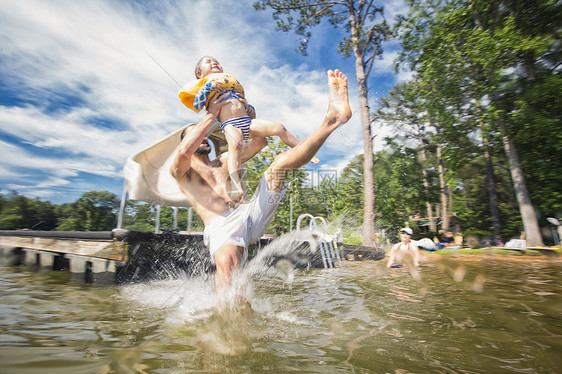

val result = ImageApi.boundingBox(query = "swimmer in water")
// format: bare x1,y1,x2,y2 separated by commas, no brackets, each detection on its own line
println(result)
387,227,421,269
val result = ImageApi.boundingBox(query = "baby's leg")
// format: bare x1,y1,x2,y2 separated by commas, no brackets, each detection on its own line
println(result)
249,119,319,164
223,125,245,201
249,119,298,147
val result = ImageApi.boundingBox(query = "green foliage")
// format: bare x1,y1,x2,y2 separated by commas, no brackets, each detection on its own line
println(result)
341,230,364,246
506,73,562,216
123,201,155,232
373,143,426,231
328,154,364,219
0,191,57,230
390,0,561,244
56,191,119,231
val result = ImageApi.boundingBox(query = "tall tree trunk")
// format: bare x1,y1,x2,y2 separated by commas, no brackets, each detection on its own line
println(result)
417,134,436,232
483,140,502,242
437,143,449,231
350,19,376,246
476,7,541,246
448,183,453,218
497,117,544,246
476,102,502,242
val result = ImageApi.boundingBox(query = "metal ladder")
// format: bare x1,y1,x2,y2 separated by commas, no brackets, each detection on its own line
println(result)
296,214,342,268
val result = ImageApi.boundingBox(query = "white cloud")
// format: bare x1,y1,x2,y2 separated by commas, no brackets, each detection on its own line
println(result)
35,177,72,189
383,0,410,24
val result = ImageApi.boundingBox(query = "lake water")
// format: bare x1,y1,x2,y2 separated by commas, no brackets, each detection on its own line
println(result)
1,250,561,373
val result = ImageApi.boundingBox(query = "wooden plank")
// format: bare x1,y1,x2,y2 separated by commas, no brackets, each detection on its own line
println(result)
0,236,127,261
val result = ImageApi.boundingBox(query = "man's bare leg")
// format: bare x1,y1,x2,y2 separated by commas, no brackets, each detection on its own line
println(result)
249,120,320,164
214,244,252,317
214,244,244,291
266,69,352,191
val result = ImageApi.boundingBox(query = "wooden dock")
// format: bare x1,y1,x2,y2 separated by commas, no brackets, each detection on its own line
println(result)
0,230,385,285
0,229,211,285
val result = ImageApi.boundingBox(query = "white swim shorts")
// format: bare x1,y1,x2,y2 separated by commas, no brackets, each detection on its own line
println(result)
203,174,287,260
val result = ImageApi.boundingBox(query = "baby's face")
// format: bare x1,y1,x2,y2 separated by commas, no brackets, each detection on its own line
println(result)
198,57,223,77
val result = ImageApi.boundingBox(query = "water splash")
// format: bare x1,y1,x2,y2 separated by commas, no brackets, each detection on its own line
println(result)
118,227,332,355
119,227,325,317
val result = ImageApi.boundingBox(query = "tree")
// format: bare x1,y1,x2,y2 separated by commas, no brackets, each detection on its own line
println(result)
0,193,6,213
124,200,156,232
394,0,560,246
318,154,364,225
377,81,440,231
29,199,58,230
508,73,562,217
254,0,392,246
453,151,521,240
0,192,57,230
56,191,120,231
373,140,427,230
0,191,30,229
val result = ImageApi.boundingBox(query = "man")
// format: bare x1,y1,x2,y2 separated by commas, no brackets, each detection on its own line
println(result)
386,227,421,269
171,69,352,290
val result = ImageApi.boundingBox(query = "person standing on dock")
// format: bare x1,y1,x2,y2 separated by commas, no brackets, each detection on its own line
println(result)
170,69,352,292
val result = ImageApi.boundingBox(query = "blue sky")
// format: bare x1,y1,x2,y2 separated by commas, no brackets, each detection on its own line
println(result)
0,0,410,205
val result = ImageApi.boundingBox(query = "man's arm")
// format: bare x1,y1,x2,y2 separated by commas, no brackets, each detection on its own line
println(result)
170,94,228,180
216,135,267,167
411,244,421,268
241,136,267,163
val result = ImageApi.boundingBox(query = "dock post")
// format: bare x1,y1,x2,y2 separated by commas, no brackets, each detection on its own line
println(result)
0,247,25,266
117,187,128,229
173,207,178,231
38,251,56,269
187,207,193,233
66,254,90,282
155,205,161,233
90,258,116,285
24,248,39,268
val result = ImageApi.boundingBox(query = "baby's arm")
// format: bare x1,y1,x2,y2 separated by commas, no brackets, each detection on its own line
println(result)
193,81,217,111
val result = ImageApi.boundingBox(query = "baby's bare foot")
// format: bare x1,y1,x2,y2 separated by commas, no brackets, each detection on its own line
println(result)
229,183,245,202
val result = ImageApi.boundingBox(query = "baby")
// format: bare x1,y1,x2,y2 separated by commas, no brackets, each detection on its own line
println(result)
179,56,318,201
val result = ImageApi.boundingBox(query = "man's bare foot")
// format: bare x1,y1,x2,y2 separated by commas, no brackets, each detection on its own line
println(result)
326,69,352,127
310,156,320,164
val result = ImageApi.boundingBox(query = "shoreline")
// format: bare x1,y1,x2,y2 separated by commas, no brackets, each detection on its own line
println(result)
419,247,562,264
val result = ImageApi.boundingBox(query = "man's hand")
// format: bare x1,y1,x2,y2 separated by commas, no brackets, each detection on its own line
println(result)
246,104,256,119
230,91,255,119
207,92,231,117
214,82,226,94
